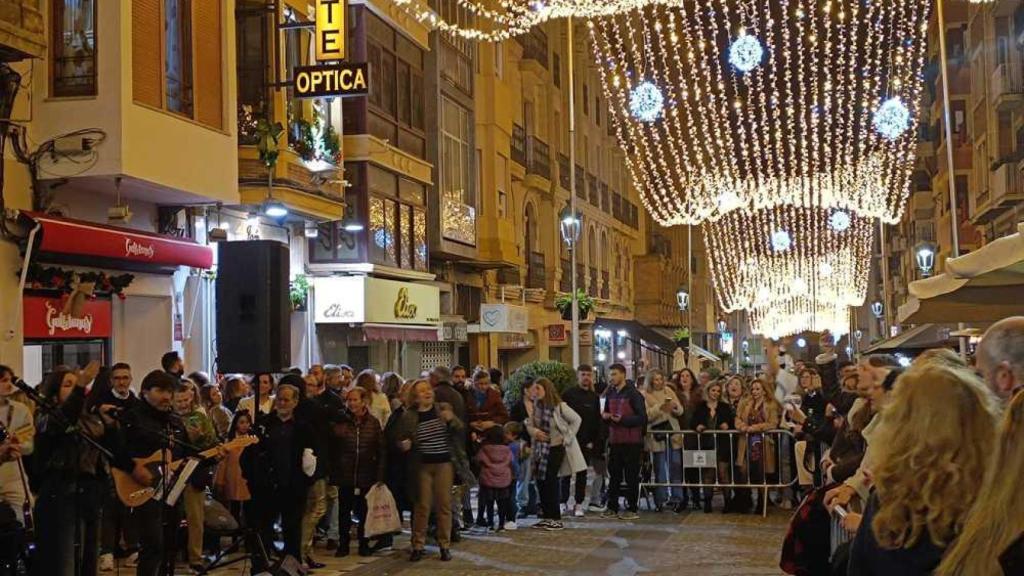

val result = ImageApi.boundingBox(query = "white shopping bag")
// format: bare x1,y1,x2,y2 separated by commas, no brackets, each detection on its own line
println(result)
364,483,402,538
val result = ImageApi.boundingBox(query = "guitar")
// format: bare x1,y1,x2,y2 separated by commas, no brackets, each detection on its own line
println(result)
112,435,258,508
0,421,35,536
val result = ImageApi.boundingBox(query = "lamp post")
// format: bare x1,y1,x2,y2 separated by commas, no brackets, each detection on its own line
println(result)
915,244,935,278
560,205,582,368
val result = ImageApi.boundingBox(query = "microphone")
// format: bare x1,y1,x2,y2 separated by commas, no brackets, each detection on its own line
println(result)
13,379,46,405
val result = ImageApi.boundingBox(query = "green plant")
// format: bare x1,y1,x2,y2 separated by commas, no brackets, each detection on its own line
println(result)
503,361,578,407
672,327,690,341
554,289,594,317
289,117,317,162
255,118,285,168
322,123,341,164
290,274,310,310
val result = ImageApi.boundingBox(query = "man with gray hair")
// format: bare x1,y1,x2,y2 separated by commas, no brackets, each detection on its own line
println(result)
977,316,1024,401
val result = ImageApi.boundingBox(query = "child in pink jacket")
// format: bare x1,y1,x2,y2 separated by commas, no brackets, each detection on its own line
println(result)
476,425,514,530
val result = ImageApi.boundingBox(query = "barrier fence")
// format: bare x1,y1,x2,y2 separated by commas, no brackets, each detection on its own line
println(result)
639,429,800,517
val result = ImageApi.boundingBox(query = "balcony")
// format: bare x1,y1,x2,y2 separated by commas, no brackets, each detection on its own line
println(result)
973,159,1024,223
525,136,551,182
527,251,546,289
588,174,599,206
0,0,44,60
518,28,549,69
558,153,571,191
990,63,1024,111
511,124,527,166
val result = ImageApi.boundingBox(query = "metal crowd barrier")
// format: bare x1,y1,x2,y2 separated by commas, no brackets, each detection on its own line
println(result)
639,429,799,517
830,505,854,560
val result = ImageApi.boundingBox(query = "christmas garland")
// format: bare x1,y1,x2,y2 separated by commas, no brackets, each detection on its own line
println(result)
23,264,135,299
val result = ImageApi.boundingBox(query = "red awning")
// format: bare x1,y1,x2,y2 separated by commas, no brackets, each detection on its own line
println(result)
25,212,213,270
362,323,439,342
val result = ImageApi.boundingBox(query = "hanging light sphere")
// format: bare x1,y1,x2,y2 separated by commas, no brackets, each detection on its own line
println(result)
873,97,912,140
771,230,793,252
628,81,664,123
729,33,764,73
829,210,852,232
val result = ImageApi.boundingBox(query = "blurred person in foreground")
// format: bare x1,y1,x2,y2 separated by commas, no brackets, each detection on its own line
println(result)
975,316,1024,401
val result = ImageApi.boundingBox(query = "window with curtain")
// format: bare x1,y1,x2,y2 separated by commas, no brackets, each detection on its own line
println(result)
51,0,97,97
164,0,194,116
441,96,476,245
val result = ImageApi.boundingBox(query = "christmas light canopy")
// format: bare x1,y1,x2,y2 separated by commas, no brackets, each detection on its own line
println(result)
629,81,665,122
728,33,764,73
771,230,792,252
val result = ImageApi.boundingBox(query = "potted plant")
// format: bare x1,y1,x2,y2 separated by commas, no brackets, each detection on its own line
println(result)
555,289,594,321
290,274,309,311
673,327,690,348
503,361,578,407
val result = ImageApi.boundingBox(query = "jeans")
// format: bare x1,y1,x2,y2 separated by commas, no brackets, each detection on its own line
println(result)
337,486,369,551
537,446,566,521
590,457,607,507
652,448,684,505
607,444,642,513
560,468,588,506
100,480,138,555
412,462,453,550
515,460,538,517
478,486,512,528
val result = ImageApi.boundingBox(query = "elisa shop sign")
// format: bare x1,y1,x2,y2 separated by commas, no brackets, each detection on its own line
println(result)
23,295,112,339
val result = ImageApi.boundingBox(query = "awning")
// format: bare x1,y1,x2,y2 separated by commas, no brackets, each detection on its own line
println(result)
863,323,959,354
24,212,213,271
689,343,721,363
594,318,675,354
362,323,439,342
898,222,1024,324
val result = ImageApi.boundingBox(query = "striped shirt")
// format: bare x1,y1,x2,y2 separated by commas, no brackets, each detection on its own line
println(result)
416,408,451,464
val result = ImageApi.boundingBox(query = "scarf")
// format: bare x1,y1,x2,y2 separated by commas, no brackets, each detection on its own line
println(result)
748,401,767,462
532,401,554,479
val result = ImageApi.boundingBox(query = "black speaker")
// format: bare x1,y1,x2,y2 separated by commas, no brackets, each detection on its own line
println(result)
216,240,290,373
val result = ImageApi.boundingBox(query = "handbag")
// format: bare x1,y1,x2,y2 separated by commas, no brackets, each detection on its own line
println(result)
364,483,402,538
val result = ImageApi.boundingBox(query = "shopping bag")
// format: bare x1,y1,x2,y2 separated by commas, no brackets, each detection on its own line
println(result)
364,483,402,538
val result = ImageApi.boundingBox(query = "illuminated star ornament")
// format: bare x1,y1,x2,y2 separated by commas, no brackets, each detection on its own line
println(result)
629,81,664,122
729,33,764,73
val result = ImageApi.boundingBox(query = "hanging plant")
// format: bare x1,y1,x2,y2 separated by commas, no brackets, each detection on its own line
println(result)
554,289,594,321
22,264,134,300
290,274,310,311
673,327,690,347
289,117,317,162
322,123,342,164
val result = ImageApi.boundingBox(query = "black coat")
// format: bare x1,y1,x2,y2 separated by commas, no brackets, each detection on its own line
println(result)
847,493,945,576
690,400,735,457
561,386,602,452
243,414,315,494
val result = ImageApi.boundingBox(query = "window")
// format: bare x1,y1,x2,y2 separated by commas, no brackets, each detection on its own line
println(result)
441,96,476,245
165,0,194,116
439,0,473,94
236,2,268,112
497,153,508,218
583,83,589,115
51,0,97,97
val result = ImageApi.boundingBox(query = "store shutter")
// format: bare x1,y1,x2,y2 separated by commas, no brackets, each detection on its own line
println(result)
132,0,163,108
193,0,224,129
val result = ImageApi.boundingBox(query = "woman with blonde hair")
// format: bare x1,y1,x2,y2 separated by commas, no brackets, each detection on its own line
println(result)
356,369,392,426
642,369,684,511
936,390,1024,576
847,365,999,575
735,378,780,513
525,377,585,530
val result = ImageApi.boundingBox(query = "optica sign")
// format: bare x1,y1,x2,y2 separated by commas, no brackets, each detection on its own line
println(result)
293,63,368,99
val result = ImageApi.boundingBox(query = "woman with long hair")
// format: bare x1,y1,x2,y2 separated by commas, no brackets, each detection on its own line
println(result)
735,378,781,513
525,377,584,531
642,369,684,511
222,375,249,412
672,368,703,510
937,390,1024,575
380,372,405,412
238,373,275,415
200,383,233,439
690,380,735,512
723,376,747,410
848,365,998,575
215,410,254,525
356,369,392,425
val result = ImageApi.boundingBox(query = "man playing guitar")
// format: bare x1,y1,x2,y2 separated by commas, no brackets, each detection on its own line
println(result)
0,365,33,528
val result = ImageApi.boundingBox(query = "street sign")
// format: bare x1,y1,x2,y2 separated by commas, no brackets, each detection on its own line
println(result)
293,63,368,99
315,0,346,62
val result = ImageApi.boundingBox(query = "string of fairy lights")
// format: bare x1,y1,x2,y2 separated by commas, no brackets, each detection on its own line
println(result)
388,0,970,339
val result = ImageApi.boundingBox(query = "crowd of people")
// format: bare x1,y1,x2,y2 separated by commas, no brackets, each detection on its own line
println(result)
0,316,1022,576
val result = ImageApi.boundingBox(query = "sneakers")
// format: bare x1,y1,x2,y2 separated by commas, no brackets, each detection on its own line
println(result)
503,521,518,531
99,554,114,572
573,504,585,517
543,521,565,531
600,509,619,519
618,510,640,521
124,552,139,568
532,519,553,529
587,504,607,513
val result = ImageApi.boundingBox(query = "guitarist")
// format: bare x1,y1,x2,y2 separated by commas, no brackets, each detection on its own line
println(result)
112,370,189,576
0,365,33,528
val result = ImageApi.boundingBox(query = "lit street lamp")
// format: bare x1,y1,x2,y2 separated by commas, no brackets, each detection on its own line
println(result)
560,205,582,368
915,243,935,278
871,301,883,319
676,286,689,312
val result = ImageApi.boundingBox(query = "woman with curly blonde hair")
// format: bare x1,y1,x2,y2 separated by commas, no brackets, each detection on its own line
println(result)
936,390,1024,576
847,365,999,576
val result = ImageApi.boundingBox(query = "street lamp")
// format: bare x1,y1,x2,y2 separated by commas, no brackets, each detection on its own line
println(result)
915,244,935,278
676,287,689,311
871,301,884,319
560,205,582,368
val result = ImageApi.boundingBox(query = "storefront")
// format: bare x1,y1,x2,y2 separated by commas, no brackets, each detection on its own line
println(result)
18,212,213,383
312,275,441,377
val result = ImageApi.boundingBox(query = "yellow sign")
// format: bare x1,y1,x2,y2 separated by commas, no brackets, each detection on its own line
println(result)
393,287,419,319
315,0,346,62
293,63,368,99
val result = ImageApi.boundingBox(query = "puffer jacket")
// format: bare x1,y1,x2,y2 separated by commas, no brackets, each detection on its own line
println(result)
475,443,513,489
331,410,386,491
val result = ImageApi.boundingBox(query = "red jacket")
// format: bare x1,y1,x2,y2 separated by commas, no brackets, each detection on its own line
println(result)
475,443,513,489
467,387,509,427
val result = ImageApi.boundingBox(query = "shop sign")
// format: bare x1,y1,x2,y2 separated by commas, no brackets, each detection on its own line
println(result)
23,294,112,339
314,276,440,325
579,328,594,347
548,324,567,343
498,331,535,350
479,303,529,334
315,0,346,62
442,321,469,342
293,64,368,99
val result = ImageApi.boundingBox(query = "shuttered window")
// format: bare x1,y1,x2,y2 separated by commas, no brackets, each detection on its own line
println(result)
132,0,223,130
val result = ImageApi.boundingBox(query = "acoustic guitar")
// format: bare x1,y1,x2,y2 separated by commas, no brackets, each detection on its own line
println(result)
0,421,35,536
112,435,258,508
